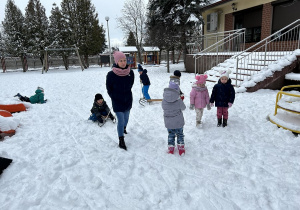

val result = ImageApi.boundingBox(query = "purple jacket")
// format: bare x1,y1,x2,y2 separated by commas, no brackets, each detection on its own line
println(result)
190,86,210,109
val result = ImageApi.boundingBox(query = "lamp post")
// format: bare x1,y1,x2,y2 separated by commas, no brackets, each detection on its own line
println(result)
105,16,111,66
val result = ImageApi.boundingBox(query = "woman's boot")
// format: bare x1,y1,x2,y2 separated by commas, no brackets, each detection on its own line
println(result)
119,136,127,150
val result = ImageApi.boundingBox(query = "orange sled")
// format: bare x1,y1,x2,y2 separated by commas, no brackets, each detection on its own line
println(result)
0,104,26,113
0,110,13,117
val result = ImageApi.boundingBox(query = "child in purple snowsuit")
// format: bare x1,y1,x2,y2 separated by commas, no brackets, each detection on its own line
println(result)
190,74,211,127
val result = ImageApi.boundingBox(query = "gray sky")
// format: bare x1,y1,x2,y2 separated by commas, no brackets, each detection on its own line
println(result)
0,0,147,47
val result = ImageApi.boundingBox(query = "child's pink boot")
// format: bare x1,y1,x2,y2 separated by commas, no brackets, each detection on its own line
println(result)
168,145,175,154
177,144,185,156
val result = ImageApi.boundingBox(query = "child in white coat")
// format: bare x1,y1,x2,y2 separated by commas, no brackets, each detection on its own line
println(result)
190,75,211,127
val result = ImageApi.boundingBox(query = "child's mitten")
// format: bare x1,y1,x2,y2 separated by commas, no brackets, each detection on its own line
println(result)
207,103,211,110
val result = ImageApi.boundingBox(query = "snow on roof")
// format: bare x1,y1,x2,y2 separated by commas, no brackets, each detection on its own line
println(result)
143,47,160,52
119,46,138,52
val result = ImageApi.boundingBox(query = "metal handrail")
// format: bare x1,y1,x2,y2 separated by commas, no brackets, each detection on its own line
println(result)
188,28,246,54
193,28,245,75
233,19,300,59
234,19,300,87
193,28,245,58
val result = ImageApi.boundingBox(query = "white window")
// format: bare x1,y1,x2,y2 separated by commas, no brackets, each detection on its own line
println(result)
207,12,218,32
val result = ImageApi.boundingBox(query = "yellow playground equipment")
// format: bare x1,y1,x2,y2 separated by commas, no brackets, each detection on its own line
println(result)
269,85,300,134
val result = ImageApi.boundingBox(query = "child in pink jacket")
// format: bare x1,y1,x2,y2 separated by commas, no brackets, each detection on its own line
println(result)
190,74,211,127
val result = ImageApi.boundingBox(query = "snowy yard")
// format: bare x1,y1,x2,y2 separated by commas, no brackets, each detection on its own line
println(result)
0,64,299,210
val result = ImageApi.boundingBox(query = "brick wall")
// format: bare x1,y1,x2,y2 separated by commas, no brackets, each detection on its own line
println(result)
261,2,273,40
225,13,234,31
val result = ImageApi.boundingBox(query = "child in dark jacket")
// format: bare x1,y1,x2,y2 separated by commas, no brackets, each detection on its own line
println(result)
14,87,46,104
210,70,235,127
89,93,115,124
162,82,186,156
138,64,151,100
170,70,184,101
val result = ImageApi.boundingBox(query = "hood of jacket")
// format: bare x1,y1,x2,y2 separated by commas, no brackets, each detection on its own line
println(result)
142,69,148,74
192,86,207,92
35,89,43,94
163,88,180,103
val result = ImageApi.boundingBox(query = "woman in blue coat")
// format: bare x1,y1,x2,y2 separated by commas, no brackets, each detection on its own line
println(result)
106,51,134,150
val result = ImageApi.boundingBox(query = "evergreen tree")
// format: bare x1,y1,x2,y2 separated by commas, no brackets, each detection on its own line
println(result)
24,0,49,60
126,31,137,46
146,0,209,68
48,3,72,69
61,0,106,67
2,0,28,71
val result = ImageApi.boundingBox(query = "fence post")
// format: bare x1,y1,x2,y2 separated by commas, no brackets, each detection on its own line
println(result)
1,56,6,73
236,57,239,87
23,55,28,72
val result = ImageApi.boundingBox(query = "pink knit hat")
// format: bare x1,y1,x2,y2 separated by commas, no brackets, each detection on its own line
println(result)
113,51,126,64
195,74,208,84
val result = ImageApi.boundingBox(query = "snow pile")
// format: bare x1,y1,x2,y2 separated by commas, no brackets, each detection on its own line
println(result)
0,116,19,131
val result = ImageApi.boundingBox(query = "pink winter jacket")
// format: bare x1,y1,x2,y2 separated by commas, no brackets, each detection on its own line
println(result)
190,86,210,109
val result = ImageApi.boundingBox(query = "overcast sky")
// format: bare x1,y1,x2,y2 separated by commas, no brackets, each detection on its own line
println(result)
0,0,148,47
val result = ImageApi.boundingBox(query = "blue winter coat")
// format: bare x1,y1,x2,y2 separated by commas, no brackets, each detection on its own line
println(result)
106,65,134,112
210,78,235,107
140,70,151,86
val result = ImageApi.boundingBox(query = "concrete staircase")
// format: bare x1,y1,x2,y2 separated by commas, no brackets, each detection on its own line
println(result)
205,52,300,91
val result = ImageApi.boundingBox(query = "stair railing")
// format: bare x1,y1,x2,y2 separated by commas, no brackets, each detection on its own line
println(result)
233,19,300,87
193,28,245,75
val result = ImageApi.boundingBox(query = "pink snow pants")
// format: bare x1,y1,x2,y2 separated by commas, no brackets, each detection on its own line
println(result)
217,107,228,119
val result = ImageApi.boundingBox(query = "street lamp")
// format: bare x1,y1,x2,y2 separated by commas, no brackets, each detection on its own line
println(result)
105,16,111,66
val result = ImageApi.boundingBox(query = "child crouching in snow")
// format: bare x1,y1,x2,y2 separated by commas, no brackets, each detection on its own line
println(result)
14,87,46,104
89,93,115,125
162,82,186,156
190,74,211,127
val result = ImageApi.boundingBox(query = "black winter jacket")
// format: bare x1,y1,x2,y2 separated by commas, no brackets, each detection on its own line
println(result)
210,78,235,107
91,100,110,117
106,65,134,112
140,70,151,86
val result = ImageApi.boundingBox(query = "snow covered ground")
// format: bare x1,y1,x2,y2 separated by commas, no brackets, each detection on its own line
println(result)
0,64,300,210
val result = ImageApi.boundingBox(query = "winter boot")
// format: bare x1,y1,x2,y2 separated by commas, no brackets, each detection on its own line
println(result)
196,121,202,128
217,118,222,127
119,136,127,150
222,119,228,127
177,144,185,156
124,126,127,134
167,145,175,154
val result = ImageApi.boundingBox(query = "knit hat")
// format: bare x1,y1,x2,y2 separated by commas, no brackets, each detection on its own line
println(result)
219,69,231,79
174,70,181,77
195,74,208,84
113,51,126,64
169,82,179,91
138,64,143,72
95,93,103,101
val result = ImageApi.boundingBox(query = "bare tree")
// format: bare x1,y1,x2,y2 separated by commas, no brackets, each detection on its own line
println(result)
117,0,147,64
